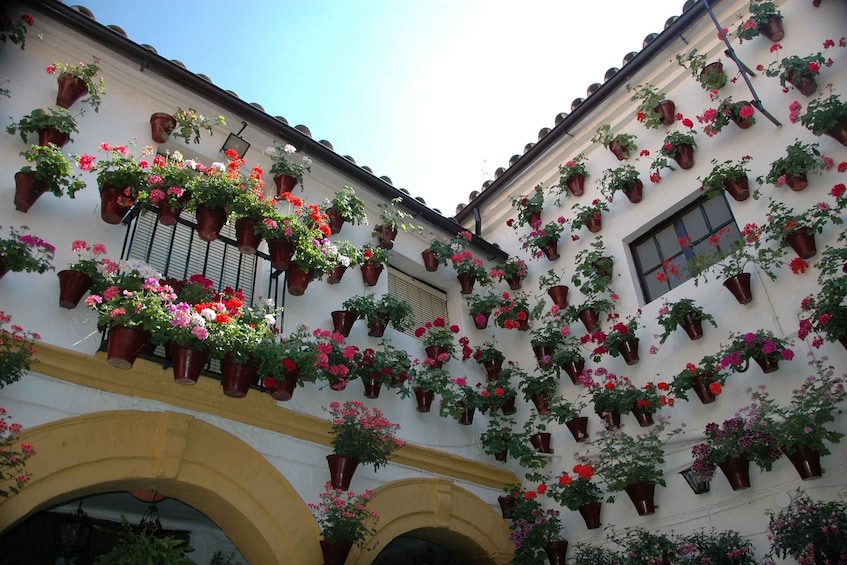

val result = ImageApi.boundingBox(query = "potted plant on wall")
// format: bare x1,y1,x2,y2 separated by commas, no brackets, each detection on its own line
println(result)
464,288,504,329
735,0,783,43
46,56,106,112
716,329,795,374
490,256,528,290
421,235,453,271
359,341,413,398
516,363,559,415
798,256,847,350
359,243,390,286
697,96,756,136
95,519,194,564
571,237,614,297
798,92,847,146
764,490,847,565
669,358,728,405
699,156,754,201
539,269,569,308
57,239,111,308
413,317,461,368
470,339,506,380
545,465,604,529
757,139,825,191
627,83,676,129
659,123,698,169
554,154,589,200
679,529,758,564
450,233,491,294
676,50,728,91
372,197,421,249
591,124,638,161
6,108,79,147
569,199,609,234
78,142,150,225
0,312,40,389
491,291,532,330
763,49,828,96
762,198,844,259
655,297,718,343
137,150,197,226
577,414,682,516
149,107,226,144
508,495,565,565
480,416,531,462
0,225,54,278
599,164,643,204
583,370,636,427
519,217,567,261
310,483,379,565
608,527,680,564
323,185,367,234
13,144,87,212
266,143,312,195
509,184,546,227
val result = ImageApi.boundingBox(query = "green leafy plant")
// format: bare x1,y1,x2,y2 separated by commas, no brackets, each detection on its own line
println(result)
18,143,86,198
764,489,847,564
553,154,589,201
660,126,698,157
519,218,566,259
715,329,794,373
798,267,847,346
65,239,112,292
309,483,379,548
77,141,149,199
570,237,614,296
136,150,196,209
764,50,827,90
655,298,717,345
95,519,194,564
165,107,226,144
735,0,781,42
569,199,609,233
464,289,505,326
668,358,728,401
678,529,757,564
0,12,34,49
684,223,784,284
591,124,638,159
489,256,528,284
0,311,40,390
424,235,453,265
325,400,402,469
538,269,567,292
7,108,79,144
359,340,413,388
509,184,546,227
676,49,728,91
690,413,781,482
627,83,672,129
799,92,847,136
570,544,622,565
324,185,367,224
413,317,461,356
757,139,825,186
698,157,752,198
373,196,421,234
491,291,531,330
0,225,55,274
514,362,558,402
697,96,756,136
46,56,106,112
762,197,844,248
598,164,641,201
545,464,603,510
608,527,679,565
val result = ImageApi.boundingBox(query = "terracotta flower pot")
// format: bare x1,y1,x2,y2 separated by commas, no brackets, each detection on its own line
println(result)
38,126,71,148
759,14,784,42
753,354,780,373
529,432,553,453
723,176,750,201
533,344,554,369
157,201,184,226
699,61,725,89
783,445,822,480
600,409,621,429
624,481,656,515
565,416,589,443
473,312,490,330
367,318,387,338
622,180,643,204
267,239,295,271
55,74,88,109
723,273,753,304
531,393,552,415
414,387,434,412
363,375,382,399
497,495,516,519
457,405,476,425
361,261,384,286
483,358,503,380
170,344,208,385
630,404,654,427
421,249,439,271
326,453,360,490
529,210,542,226
680,313,704,340
425,345,447,368
149,112,175,143
546,285,569,307
14,171,48,213
578,308,600,332
99,185,134,225
562,359,585,384
501,395,517,415
106,325,149,370
57,269,93,309
234,217,262,255
654,99,676,126
542,241,560,261
586,215,602,233
331,310,356,337
823,116,847,146
286,263,313,296
220,354,257,397
672,144,695,169
327,265,347,284
505,275,522,290
567,175,585,196
786,227,817,259
266,370,299,401
786,70,817,97
578,502,602,529
375,225,397,249
545,540,568,565
195,204,227,241
691,373,717,405
608,140,630,161
457,273,475,294
617,338,640,365
719,455,751,490
273,174,297,196
320,540,353,565
325,207,345,234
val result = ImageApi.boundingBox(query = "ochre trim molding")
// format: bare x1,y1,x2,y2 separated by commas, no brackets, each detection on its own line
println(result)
31,343,518,488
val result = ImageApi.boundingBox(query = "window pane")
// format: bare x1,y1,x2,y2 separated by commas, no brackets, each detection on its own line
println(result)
643,268,669,302
635,239,660,271
681,208,708,241
656,225,681,258
703,195,733,227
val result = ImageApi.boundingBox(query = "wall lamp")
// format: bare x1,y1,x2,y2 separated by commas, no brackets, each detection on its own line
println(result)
221,121,250,158
680,466,710,495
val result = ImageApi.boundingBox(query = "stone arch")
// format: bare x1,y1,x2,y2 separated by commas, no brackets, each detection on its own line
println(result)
351,478,514,564
0,410,321,564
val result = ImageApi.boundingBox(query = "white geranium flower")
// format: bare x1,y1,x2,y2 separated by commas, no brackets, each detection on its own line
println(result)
338,254,351,267
171,150,184,162
210,162,225,172
184,159,197,170
200,308,216,321
284,144,296,154
263,314,276,326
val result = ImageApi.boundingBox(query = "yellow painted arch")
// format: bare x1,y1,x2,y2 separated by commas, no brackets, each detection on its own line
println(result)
354,478,515,564
0,410,322,564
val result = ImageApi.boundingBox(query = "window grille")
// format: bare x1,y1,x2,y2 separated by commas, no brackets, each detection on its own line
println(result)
387,268,449,338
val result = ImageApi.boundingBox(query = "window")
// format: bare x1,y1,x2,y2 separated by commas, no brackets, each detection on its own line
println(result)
631,195,742,302
388,268,449,338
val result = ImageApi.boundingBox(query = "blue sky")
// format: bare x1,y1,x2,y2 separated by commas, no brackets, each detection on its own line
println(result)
80,0,683,214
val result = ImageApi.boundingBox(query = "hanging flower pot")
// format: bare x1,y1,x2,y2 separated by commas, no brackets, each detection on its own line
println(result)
759,15,784,42
473,312,490,330
367,316,387,338
578,502,602,529
722,273,753,304
567,175,585,196
586,215,602,233
265,370,300,401
497,494,516,519
38,126,71,148
786,227,817,259
234,217,262,255
326,208,345,234
724,176,750,201
501,395,517,415
691,374,717,405
785,173,808,191
106,325,149,370
531,393,552,415
562,359,585,385
220,354,257,397
286,263,313,296
195,204,227,241
149,112,175,143
783,445,822,480
57,269,93,309
630,404,654,427
505,275,522,290
823,117,847,146
414,387,434,412
457,273,475,294
13,171,48,213
624,481,656,515
457,404,476,425
530,432,553,453
565,416,589,442
730,102,756,129
273,174,298,196
752,353,780,373
578,308,600,332
157,201,183,226
99,184,133,225
267,239,295,271
55,74,88,109
326,453,360,490
533,345,554,369
483,358,503,380
786,70,817,97
680,313,704,340
622,180,643,204
545,540,568,565
600,409,621,429
529,210,542,226
542,241,560,261
363,374,382,399
331,310,357,337
424,345,447,368
0,258,7,280
375,225,398,249
319,540,353,565
421,249,439,272
654,100,676,126
617,338,640,365
672,144,695,169
361,260,384,286
608,140,630,161
546,285,568,308
170,344,208,385
718,455,751,490
327,265,347,285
